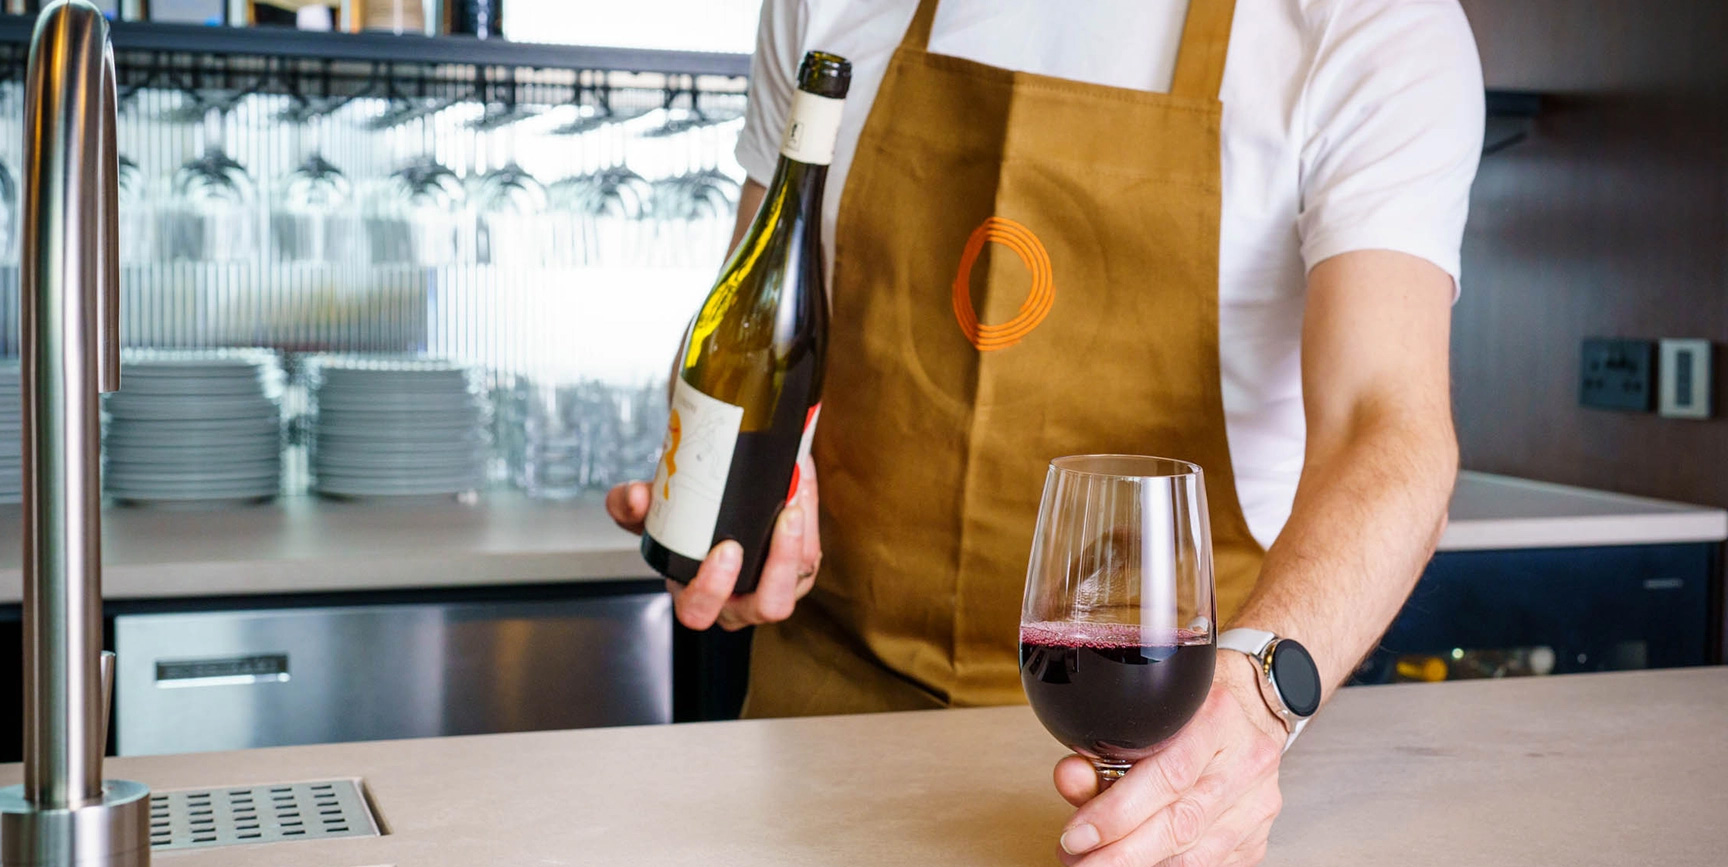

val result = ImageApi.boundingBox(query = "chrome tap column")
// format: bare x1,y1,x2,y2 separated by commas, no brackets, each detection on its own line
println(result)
0,2,151,865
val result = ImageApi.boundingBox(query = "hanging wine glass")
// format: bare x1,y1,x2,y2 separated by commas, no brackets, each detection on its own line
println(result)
470,106,548,266
363,98,468,266
167,103,257,261
274,103,355,263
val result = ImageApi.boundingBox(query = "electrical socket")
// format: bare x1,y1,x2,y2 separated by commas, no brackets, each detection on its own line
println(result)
1658,338,1712,420
1580,338,1655,412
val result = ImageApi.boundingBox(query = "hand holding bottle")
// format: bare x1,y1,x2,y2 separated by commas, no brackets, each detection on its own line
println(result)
637,51,848,595
606,455,821,631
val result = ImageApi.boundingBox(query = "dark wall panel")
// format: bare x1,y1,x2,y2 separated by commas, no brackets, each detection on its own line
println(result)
1453,0,1728,505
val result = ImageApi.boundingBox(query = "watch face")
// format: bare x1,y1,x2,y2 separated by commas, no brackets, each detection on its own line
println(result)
1270,640,1321,718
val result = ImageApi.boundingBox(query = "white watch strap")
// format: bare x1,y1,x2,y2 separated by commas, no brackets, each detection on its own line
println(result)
1217,627,1275,657
1218,628,1307,753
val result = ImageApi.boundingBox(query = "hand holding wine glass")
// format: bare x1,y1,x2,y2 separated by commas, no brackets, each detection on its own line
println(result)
604,454,821,631
1021,456,1220,779
1021,455,1287,866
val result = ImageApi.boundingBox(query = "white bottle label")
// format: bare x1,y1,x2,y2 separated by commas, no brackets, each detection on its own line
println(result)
646,379,745,561
779,91,844,165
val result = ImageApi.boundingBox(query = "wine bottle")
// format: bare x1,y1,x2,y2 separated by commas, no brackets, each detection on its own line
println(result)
641,51,851,595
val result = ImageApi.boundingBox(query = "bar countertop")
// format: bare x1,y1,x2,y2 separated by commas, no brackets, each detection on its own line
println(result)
2,667,1720,865
0,492,650,603
0,470,1716,605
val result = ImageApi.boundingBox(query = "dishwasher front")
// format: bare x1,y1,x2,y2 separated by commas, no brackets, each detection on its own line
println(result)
114,592,672,756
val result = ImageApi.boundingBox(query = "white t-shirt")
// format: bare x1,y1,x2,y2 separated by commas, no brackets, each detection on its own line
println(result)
735,0,1484,548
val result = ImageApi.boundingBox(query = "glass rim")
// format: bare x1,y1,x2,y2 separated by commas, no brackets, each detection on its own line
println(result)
1048,454,1202,480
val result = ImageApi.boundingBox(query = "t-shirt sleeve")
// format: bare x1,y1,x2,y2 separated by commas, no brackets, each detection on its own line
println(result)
1296,0,1485,285
735,0,806,186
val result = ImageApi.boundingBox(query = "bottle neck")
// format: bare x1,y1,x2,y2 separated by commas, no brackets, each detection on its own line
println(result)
777,89,844,166
764,158,828,222
755,87,842,227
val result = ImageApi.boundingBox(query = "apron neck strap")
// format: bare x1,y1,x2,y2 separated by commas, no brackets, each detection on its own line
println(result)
1169,0,1239,100
901,0,941,50
898,0,1236,98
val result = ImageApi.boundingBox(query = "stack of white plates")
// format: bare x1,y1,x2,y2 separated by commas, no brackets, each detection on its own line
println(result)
0,361,18,504
104,350,284,506
307,356,488,498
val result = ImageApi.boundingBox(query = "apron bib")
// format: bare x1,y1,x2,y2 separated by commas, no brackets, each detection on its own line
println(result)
746,0,1264,716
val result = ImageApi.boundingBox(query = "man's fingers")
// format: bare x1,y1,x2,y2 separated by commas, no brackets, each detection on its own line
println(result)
673,541,742,630
1219,824,1272,867
605,482,651,534
1219,839,1269,867
1066,697,1284,867
1148,776,1281,867
657,459,820,632
729,500,808,625
1053,755,1100,807
795,458,821,573
1061,723,1215,856
1073,778,1244,867
1075,693,1276,864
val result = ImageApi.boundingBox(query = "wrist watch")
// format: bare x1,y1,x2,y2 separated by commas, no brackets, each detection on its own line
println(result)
1218,628,1322,752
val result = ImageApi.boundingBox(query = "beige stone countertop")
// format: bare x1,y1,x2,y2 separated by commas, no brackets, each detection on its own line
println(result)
3,667,1721,865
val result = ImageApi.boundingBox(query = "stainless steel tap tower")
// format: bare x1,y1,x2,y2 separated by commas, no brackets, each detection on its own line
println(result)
0,1,151,865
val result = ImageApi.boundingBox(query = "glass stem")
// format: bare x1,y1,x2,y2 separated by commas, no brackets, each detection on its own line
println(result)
202,105,225,158
308,111,325,162
294,113,312,166
1093,760,1132,787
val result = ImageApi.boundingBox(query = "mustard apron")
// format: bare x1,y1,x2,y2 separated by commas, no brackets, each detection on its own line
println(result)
746,0,1264,716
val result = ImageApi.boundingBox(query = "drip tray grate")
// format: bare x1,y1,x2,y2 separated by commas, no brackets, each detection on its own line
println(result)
148,778,381,852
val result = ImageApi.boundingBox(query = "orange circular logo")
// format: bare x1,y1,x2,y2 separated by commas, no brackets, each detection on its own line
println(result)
951,217,1055,352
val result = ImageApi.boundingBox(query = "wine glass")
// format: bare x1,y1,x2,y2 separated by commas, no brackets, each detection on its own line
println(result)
363,155,467,266
547,162,650,268
168,104,256,261
471,125,548,266
1020,455,1217,784
549,87,654,266
362,98,468,266
274,108,354,263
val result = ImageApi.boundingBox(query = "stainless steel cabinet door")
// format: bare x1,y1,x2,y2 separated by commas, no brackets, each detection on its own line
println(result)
115,593,672,756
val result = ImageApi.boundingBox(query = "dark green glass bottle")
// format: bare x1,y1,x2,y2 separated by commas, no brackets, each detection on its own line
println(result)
642,52,852,593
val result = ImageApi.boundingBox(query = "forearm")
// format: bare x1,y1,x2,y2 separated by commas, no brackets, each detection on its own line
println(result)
1231,411,1457,695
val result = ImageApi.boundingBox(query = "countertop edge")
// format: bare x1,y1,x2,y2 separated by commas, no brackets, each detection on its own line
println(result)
1438,511,1728,551
0,546,652,604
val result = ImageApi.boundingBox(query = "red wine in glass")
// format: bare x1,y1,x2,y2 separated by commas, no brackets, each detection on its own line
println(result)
1021,622,1215,763
1019,455,1219,783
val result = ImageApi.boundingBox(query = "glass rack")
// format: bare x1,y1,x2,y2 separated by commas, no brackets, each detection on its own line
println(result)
0,25,751,503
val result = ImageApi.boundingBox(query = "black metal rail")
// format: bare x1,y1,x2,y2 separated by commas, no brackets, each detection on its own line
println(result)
0,13,751,77
0,14,1540,152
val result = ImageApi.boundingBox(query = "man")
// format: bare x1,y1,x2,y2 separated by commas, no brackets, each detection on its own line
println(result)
609,0,1482,863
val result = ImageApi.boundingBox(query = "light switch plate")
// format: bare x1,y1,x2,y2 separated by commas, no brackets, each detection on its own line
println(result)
1658,338,1712,419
